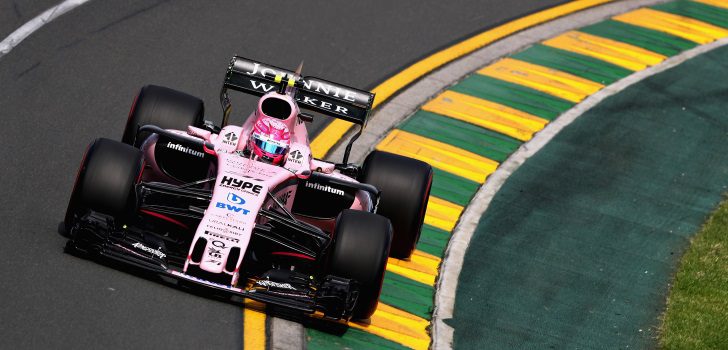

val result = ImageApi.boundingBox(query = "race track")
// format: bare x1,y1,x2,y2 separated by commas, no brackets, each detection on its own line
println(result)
0,1,566,348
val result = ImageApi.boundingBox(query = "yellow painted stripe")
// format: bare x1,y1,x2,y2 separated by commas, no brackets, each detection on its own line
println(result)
243,300,266,350
476,58,605,103
387,249,442,286
376,129,498,183
309,118,351,159
424,196,465,232
413,248,442,262
310,0,616,158
422,90,548,141
614,8,728,44
543,31,666,71
386,261,436,286
351,303,431,350
694,0,728,9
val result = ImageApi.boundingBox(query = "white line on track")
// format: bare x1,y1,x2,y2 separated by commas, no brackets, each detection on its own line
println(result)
0,0,91,59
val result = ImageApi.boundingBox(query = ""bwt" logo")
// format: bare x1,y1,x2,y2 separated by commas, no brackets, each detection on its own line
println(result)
216,202,250,215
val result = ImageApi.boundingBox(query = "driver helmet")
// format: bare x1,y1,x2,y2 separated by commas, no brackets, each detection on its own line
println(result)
250,117,291,164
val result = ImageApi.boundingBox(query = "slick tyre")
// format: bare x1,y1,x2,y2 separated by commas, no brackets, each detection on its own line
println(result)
122,85,205,147
329,209,392,320
360,151,433,259
64,138,143,231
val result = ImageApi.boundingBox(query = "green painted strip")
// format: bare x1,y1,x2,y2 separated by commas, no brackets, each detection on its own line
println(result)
400,110,521,162
306,327,410,350
510,44,633,85
580,20,697,57
430,167,482,207
451,74,574,120
416,224,451,257
379,271,434,319
653,1,728,29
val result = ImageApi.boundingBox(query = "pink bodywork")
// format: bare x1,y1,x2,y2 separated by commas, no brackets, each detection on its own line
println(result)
141,91,371,287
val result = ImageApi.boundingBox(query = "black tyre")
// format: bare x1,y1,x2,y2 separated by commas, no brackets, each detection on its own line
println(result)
122,85,205,147
360,151,433,259
64,138,143,232
328,209,392,320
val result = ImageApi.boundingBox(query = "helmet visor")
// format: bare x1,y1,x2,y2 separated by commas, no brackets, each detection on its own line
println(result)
253,134,287,155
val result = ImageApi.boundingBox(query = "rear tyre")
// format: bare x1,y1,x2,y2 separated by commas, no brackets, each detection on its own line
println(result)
64,138,143,231
360,151,433,259
328,209,392,320
122,85,205,147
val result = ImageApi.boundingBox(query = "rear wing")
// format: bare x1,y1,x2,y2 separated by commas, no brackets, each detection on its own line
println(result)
221,56,375,127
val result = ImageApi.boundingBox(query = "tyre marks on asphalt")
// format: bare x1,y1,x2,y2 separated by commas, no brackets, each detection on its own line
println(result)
302,1,728,348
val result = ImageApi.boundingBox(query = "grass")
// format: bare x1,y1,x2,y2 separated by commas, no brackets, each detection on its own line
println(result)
659,197,728,349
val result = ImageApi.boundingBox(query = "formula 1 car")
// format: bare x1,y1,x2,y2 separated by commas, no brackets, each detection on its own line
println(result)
61,56,433,321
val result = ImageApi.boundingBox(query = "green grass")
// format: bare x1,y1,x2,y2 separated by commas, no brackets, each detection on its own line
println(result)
660,197,728,349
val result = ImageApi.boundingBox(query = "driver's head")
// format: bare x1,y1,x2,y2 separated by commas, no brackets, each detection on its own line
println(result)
250,117,290,165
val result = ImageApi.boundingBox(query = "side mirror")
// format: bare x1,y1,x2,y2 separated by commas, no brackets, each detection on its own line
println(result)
298,112,314,123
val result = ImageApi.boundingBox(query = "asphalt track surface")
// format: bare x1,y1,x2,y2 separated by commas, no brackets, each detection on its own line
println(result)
0,1,567,348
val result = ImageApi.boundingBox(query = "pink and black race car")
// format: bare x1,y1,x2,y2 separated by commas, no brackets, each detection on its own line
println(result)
60,57,433,321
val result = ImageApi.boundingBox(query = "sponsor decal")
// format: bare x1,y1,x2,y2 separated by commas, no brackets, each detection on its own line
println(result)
298,96,349,115
214,192,250,216
216,202,250,215
243,62,288,80
287,150,303,165
207,219,244,232
227,192,245,205
301,79,359,102
205,240,226,266
249,80,275,92
255,279,297,291
305,181,344,196
234,59,369,119
166,142,204,158
132,242,166,259
205,231,240,243
223,132,238,146
224,212,249,224
219,176,263,195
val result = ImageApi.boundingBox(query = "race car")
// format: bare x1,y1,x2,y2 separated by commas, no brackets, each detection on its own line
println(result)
60,56,433,321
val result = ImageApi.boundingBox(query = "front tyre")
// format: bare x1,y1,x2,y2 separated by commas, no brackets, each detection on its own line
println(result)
360,151,433,259
64,138,143,232
122,85,205,147
328,210,392,320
